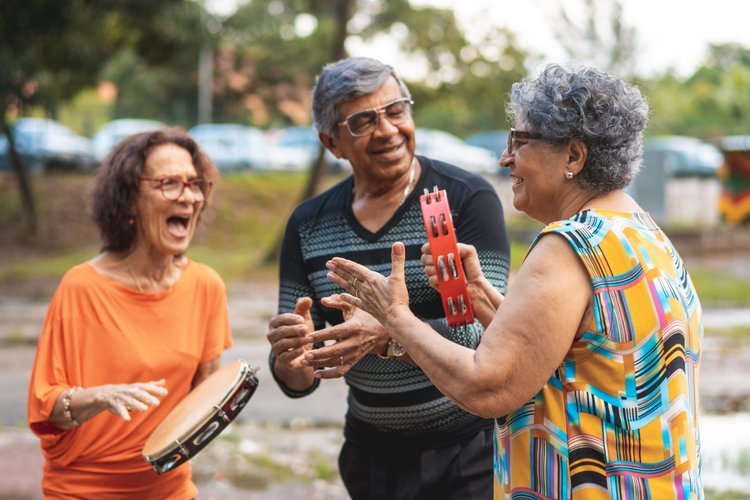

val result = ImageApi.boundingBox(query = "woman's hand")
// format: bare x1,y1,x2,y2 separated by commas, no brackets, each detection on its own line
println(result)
53,379,168,429
325,242,410,327
420,241,485,290
421,241,503,328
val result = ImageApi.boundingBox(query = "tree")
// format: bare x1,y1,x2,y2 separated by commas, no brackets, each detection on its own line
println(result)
219,0,527,262
551,0,637,80
644,43,750,138
0,0,203,236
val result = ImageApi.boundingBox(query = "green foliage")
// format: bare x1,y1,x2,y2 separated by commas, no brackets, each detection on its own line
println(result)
689,266,750,307
212,0,527,135
0,0,196,118
643,43,750,138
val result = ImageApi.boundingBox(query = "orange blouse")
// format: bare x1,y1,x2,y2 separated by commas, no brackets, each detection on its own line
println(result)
27,260,233,499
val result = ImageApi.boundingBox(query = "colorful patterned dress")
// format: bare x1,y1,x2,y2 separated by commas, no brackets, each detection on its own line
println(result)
494,209,703,499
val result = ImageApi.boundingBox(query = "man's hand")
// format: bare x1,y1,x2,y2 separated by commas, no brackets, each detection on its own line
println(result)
300,295,389,379
267,297,317,391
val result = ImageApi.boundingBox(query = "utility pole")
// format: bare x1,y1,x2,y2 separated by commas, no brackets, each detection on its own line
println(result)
198,0,213,124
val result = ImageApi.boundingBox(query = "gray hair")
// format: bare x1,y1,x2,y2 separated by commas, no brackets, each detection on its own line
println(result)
312,57,411,136
507,64,649,194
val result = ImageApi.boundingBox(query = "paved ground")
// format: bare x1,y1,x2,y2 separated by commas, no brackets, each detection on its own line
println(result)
0,280,351,499
2,274,750,498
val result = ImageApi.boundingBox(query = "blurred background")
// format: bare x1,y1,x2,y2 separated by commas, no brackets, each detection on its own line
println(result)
2,0,750,498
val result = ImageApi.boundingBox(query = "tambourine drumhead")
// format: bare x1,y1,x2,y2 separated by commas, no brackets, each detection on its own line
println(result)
143,359,251,459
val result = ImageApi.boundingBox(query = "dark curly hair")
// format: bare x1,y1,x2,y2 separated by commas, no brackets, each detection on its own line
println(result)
91,128,218,252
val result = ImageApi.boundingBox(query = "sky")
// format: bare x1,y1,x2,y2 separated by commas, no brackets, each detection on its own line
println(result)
207,0,750,78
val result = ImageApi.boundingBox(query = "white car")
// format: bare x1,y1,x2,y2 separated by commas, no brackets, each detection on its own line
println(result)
189,124,271,171
415,128,498,175
0,118,96,173
266,126,349,172
92,119,167,163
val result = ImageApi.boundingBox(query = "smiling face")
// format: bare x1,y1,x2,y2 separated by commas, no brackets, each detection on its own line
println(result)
502,124,578,224
322,77,416,188
133,143,204,257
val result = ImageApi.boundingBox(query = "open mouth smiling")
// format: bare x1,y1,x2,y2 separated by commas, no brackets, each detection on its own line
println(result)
166,215,191,238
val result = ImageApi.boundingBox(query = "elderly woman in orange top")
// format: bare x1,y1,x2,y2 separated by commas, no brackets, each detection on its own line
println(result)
324,64,703,498
27,128,233,498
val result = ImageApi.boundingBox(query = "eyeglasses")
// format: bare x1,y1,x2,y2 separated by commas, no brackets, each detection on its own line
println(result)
507,128,544,155
337,97,414,137
139,176,212,201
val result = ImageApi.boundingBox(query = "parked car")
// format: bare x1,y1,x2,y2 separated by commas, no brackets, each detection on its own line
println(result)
415,128,497,175
189,124,271,171
266,126,348,172
465,130,509,160
0,117,96,174
643,136,723,178
92,119,167,163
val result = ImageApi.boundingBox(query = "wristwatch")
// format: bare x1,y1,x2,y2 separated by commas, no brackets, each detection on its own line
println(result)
378,338,406,358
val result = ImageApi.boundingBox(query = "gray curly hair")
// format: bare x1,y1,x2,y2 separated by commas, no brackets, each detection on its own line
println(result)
312,57,411,137
507,64,649,194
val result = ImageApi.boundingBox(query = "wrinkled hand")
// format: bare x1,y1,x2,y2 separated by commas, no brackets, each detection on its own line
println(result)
267,297,314,370
422,241,503,326
299,295,388,379
325,242,410,327
420,241,484,291
93,379,168,422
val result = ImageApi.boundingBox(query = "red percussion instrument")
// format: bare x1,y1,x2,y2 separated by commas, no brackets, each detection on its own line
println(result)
142,359,258,474
419,187,475,327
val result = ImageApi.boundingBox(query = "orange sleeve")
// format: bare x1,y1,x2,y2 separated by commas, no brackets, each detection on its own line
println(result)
27,288,72,437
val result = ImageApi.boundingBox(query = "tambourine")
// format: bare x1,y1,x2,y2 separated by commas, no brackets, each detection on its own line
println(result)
142,359,258,474
419,187,475,327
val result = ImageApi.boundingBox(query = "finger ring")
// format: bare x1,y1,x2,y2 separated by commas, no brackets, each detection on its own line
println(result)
286,347,294,352
354,287,360,299
126,405,133,412
338,355,345,366
352,277,358,289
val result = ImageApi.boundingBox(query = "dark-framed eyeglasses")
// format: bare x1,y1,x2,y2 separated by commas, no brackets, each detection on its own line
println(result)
139,176,212,201
337,97,414,137
507,128,544,155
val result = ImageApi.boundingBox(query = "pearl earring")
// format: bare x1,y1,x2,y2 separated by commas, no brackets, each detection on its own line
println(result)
565,171,574,180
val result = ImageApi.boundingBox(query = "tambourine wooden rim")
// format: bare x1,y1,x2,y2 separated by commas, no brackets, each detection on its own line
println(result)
142,359,258,474
420,187,475,327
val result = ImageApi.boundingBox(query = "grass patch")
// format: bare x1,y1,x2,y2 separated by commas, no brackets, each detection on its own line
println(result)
708,325,750,347
689,267,750,308
705,491,750,500
3,172,750,310
0,247,98,283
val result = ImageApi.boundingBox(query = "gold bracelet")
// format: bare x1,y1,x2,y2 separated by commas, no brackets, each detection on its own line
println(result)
62,386,81,427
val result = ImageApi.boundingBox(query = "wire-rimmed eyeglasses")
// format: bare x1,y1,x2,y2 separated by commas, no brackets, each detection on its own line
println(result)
337,98,414,137
139,176,212,201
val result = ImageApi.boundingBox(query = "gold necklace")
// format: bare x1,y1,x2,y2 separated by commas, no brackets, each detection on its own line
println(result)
123,256,144,292
399,157,417,206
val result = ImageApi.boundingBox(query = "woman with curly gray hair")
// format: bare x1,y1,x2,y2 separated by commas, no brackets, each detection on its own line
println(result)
325,64,703,498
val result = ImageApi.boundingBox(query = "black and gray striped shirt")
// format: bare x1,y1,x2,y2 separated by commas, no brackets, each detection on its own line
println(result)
273,156,510,450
